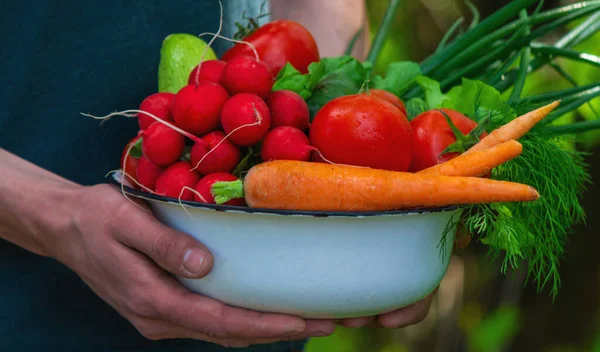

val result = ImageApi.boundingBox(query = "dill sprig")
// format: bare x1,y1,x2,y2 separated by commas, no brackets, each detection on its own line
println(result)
456,132,590,297
427,83,593,297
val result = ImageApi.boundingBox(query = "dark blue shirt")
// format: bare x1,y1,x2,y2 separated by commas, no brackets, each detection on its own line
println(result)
0,1,305,351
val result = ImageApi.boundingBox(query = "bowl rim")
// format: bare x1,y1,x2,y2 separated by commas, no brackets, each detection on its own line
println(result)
110,178,460,218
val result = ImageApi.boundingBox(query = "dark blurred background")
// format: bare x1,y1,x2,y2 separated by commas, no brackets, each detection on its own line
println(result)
304,1,600,351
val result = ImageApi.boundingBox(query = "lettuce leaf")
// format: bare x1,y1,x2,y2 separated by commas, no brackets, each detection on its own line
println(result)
272,56,369,119
272,64,312,99
446,78,517,125
404,75,517,124
372,61,422,97
415,75,452,109
274,56,515,126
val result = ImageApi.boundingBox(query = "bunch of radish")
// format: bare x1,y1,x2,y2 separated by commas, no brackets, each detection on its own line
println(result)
121,54,316,207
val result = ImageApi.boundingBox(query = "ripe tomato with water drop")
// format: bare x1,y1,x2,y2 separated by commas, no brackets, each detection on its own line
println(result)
309,94,413,171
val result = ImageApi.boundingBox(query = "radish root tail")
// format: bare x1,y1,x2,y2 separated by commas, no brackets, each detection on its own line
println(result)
312,148,370,169
197,32,260,61
82,109,202,144
177,186,208,219
81,111,137,126
194,0,224,87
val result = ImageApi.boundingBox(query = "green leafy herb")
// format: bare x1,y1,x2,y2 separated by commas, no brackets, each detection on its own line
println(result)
180,145,192,161
419,75,590,296
372,61,422,97
129,137,143,159
411,76,515,124
273,56,369,118
307,57,369,117
273,64,312,99
463,134,590,297
444,78,516,121
415,75,451,108
406,97,428,119
232,146,261,178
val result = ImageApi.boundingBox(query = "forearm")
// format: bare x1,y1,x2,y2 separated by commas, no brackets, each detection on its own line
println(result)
0,148,82,256
270,0,369,59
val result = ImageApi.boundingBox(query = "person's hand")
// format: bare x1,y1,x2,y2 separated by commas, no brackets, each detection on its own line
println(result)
45,184,335,348
336,289,437,329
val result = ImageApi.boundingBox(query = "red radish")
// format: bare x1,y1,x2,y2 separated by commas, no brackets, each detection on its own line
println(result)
141,121,185,167
137,92,176,130
171,82,230,136
194,172,246,206
120,135,141,186
261,126,315,162
154,161,201,201
136,155,163,191
190,131,240,174
265,90,310,131
220,93,271,146
188,60,227,85
220,55,274,99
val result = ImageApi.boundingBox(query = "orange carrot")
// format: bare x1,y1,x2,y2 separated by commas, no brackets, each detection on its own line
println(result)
465,100,560,154
418,140,523,177
234,160,539,212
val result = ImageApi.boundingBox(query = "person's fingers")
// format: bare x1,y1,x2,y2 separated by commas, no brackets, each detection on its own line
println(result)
303,319,337,337
151,288,336,342
338,316,376,328
111,201,214,278
151,321,330,347
376,292,436,329
121,271,331,345
154,276,308,340
129,317,255,347
220,319,337,346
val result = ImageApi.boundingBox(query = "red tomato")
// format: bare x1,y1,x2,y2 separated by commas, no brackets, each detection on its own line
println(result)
221,20,320,76
120,134,142,187
409,109,487,172
309,95,413,172
365,89,407,117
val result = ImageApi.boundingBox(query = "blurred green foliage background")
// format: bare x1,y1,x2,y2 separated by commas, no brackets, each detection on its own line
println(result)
304,1,600,351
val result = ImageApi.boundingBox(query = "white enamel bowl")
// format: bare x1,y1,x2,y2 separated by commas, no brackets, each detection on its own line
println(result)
119,183,461,319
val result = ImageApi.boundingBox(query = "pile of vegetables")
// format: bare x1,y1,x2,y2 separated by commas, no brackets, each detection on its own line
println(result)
89,0,600,297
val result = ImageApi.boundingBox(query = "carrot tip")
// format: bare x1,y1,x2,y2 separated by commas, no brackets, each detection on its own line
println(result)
530,186,541,200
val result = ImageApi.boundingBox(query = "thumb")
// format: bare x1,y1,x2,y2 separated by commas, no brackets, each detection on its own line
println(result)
115,209,214,278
